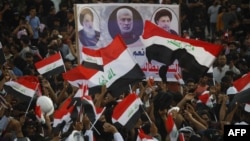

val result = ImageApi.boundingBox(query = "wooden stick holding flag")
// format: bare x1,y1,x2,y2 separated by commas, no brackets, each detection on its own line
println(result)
25,96,34,117
89,107,106,130
76,85,101,135
25,83,39,117
141,106,153,124
89,121,101,135
77,86,104,135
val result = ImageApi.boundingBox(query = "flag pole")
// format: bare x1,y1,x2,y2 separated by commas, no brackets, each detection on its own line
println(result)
141,105,152,124
25,83,39,117
59,52,66,72
79,81,87,122
129,84,132,93
90,121,101,135
89,107,106,134
79,82,84,122
138,95,153,123
25,96,34,117
89,107,106,128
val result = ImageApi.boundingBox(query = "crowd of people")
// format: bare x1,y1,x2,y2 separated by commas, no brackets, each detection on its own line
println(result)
0,0,250,141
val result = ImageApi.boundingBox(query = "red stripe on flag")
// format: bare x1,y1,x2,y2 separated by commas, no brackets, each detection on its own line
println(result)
63,65,98,81
166,113,175,133
60,97,72,110
100,35,127,65
142,20,222,56
35,52,62,68
112,93,138,120
35,105,45,123
82,47,102,57
198,92,210,104
179,133,185,141
166,113,179,141
137,128,154,140
233,72,250,92
16,77,38,90
35,105,42,118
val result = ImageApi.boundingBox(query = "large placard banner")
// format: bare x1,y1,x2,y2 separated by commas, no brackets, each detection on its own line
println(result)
75,3,180,81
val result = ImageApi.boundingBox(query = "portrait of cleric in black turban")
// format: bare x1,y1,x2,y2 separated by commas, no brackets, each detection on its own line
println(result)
108,6,143,45
152,8,178,35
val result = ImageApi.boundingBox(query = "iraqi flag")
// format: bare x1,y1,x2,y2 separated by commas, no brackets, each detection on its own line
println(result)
112,93,144,130
140,21,223,81
101,36,145,98
179,133,185,141
62,65,103,95
81,95,97,123
81,47,103,71
229,72,250,110
76,94,106,125
166,113,179,141
18,75,42,96
35,105,45,124
35,52,65,78
71,84,87,121
197,91,213,108
233,72,250,92
136,128,158,141
53,97,75,133
3,78,38,101
72,83,89,106
229,88,250,110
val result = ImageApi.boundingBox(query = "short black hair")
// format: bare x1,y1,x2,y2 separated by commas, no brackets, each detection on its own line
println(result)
20,35,30,44
25,52,34,58
186,78,196,84
29,5,36,11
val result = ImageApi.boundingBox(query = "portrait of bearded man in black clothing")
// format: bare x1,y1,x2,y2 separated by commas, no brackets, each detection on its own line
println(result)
108,6,143,45
153,8,178,35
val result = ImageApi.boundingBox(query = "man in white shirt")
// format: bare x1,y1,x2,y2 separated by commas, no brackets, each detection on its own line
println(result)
213,54,241,83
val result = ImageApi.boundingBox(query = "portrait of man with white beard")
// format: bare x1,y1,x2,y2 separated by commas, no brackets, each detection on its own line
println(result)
78,8,100,47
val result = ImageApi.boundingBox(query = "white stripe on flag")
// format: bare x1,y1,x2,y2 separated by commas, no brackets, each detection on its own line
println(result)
233,72,250,92
113,98,142,126
141,36,216,68
104,49,136,87
81,51,103,66
67,70,104,88
37,58,64,75
52,119,61,128
5,81,36,98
